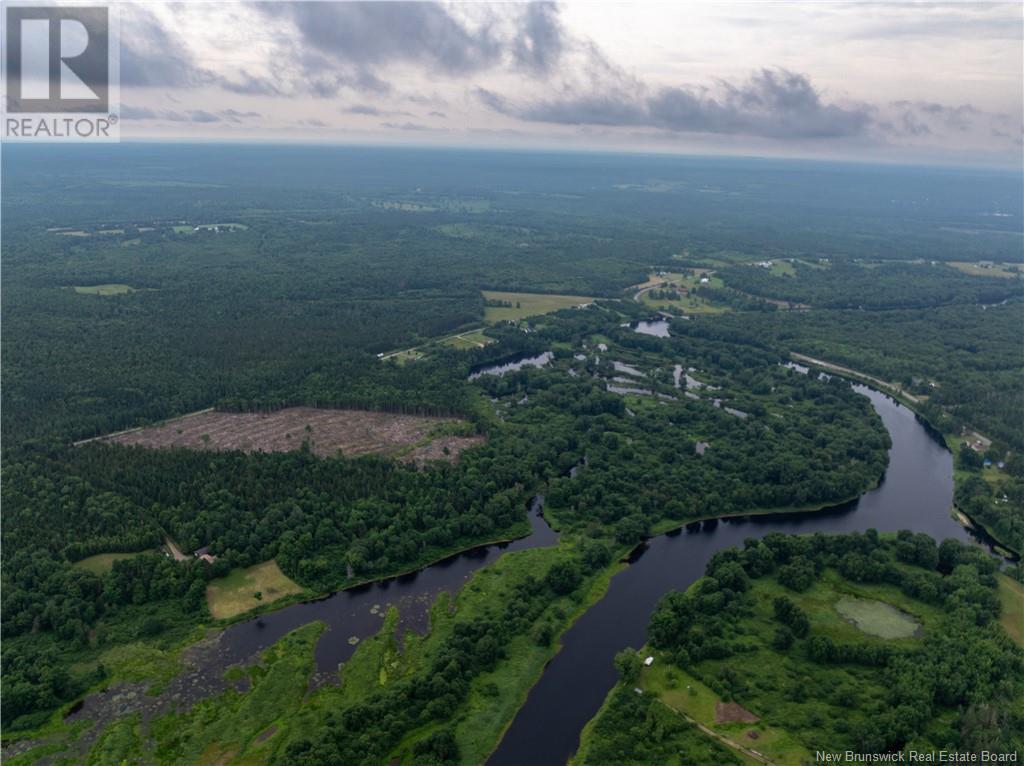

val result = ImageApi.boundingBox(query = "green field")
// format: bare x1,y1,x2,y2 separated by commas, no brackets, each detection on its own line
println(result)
638,662,806,765
637,271,729,314
834,595,921,638
72,552,144,575
997,575,1024,646
768,260,796,277
442,329,492,349
482,290,594,322
206,560,304,620
949,261,1021,279
72,284,135,295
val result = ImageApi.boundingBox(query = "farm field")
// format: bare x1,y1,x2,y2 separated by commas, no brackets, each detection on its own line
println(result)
73,552,144,575
206,560,304,620
482,290,594,322
949,261,1022,278
100,407,484,463
72,284,135,295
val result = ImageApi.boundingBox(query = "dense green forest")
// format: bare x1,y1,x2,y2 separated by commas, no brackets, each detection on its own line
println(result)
577,532,1023,762
1,304,892,733
2,145,1020,764
716,260,1022,310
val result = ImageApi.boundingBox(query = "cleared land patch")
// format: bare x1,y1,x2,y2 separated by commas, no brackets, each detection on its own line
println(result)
834,596,921,639
172,222,248,233
206,560,303,620
73,552,143,575
72,284,135,295
949,261,1021,279
483,290,594,322
100,407,484,464
997,575,1023,646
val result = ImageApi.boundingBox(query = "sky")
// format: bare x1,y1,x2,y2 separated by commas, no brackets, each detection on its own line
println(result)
112,1,1023,165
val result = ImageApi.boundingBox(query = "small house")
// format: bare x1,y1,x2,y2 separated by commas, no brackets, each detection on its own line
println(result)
194,546,218,564
644,656,654,666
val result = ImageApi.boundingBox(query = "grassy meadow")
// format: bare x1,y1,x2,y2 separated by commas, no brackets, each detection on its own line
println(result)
206,561,304,620
73,552,143,575
482,290,594,322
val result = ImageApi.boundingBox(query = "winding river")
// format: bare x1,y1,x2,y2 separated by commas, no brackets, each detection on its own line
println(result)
50,380,993,766
488,384,987,766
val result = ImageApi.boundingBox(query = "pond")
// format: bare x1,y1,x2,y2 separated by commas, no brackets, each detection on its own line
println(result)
468,352,554,379
633,319,671,338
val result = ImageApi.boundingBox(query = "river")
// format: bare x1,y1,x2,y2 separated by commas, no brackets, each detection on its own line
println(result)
487,384,986,766
51,383,984,766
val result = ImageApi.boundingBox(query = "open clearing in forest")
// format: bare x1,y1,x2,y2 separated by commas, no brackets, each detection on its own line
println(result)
834,596,921,639
949,261,1021,279
997,575,1023,646
482,290,594,322
172,222,249,233
72,284,135,295
206,560,303,620
100,407,484,464
641,662,806,765
73,552,143,575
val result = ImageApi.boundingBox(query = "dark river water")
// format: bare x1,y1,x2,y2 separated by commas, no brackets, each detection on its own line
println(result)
49,382,991,766
487,384,985,766
217,495,558,679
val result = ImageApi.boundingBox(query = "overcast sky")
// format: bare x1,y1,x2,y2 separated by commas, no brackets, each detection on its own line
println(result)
115,1,1023,165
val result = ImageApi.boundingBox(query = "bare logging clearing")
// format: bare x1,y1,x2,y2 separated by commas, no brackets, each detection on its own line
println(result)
100,407,484,464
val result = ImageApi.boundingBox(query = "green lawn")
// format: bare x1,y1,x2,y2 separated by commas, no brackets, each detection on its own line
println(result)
483,290,594,322
73,552,143,575
72,284,135,295
206,560,304,620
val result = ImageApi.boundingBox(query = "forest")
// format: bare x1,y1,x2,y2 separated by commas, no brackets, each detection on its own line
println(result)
1,145,1021,764
577,532,1023,763
1,304,894,733
715,260,1022,311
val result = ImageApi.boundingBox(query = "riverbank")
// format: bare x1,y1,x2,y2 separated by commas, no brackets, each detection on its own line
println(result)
789,352,1020,559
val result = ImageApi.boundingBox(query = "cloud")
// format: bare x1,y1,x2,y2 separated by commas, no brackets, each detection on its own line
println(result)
120,6,210,88
252,0,573,97
380,121,439,132
221,109,261,123
344,104,414,117
881,100,1019,145
120,104,159,120
481,68,874,140
120,106,260,124
260,2,504,76
511,3,565,75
